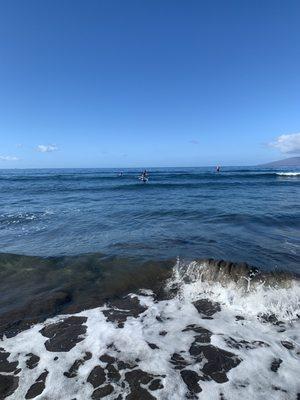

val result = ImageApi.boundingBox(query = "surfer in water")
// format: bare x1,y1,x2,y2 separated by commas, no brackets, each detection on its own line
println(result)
140,170,148,182
216,166,221,173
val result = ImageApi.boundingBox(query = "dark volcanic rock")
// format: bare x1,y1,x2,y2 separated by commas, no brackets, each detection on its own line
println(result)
159,331,168,336
126,387,156,400
87,366,106,388
99,354,116,364
0,374,19,399
91,384,114,399
125,369,153,386
125,369,157,399
259,314,284,327
106,364,121,382
180,370,202,394
40,316,87,352
224,337,269,350
26,353,40,370
271,358,282,372
147,342,159,350
281,341,294,350
170,353,190,370
149,379,163,391
117,360,137,370
103,296,147,328
193,299,221,318
198,345,241,383
64,352,92,378
0,290,72,339
184,325,212,344
0,350,18,373
25,370,48,399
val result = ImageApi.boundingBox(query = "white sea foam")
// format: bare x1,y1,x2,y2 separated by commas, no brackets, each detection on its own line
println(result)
276,172,300,176
1,261,300,399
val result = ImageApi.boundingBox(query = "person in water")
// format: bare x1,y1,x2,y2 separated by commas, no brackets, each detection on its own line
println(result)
140,170,148,181
216,166,221,173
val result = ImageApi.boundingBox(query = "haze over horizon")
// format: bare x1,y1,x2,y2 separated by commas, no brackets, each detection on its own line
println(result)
1,0,300,168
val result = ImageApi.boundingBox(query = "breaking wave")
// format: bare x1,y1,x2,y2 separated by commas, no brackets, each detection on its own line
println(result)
0,256,299,400
276,172,300,177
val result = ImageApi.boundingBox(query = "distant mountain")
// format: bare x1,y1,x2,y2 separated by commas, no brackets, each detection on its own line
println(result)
259,156,300,167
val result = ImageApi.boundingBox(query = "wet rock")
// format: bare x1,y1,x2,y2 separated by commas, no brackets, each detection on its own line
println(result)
149,379,164,391
259,314,284,326
14,368,21,375
26,353,40,370
184,325,212,344
272,385,288,393
147,342,159,350
0,290,72,339
235,316,245,321
224,337,269,350
64,352,92,378
91,384,114,399
125,369,153,386
40,316,87,352
281,341,294,350
159,331,167,336
271,358,282,372
193,299,221,318
87,366,106,388
198,345,241,383
106,364,121,382
25,370,48,399
99,354,116,364
0,374,19,399
117,360,136,370
125,369,158,398
103,296,147,328
0,350,18,373
180,370,202,394
170,353,190,370
126,387,156,400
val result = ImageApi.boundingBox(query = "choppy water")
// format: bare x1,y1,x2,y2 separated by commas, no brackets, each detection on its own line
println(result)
0,167,299,272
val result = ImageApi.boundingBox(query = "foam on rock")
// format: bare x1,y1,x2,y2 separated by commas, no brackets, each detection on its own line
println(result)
0,260,299,399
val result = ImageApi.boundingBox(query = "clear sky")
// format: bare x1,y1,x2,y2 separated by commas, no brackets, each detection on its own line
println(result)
0,0,300,168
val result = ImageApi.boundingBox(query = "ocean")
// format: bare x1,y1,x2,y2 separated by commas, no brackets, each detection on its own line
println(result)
0,167,299,400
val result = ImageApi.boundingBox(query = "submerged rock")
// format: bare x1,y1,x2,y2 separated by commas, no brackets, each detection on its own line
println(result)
193,299,221,318
0,374,19,399
270,358,282,372
25,370,48,399
64,351,92,378
40,316,87,352
87,366,106,388
103,296,147,328
180,369,202,394
26,353,40,370
91,384,114,399
0,349,18,373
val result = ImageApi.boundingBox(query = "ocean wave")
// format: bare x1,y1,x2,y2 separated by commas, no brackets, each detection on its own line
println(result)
0,256,299,399
168,258,300,322
1,170,299,184
276,172,300,177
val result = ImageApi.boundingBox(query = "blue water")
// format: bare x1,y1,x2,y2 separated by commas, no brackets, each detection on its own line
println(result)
0,167,299,272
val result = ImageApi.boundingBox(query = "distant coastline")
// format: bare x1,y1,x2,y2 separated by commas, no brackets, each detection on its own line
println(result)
258,156,300,167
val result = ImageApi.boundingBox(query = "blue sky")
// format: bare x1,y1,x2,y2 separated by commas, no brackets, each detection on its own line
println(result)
0,0,300,168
